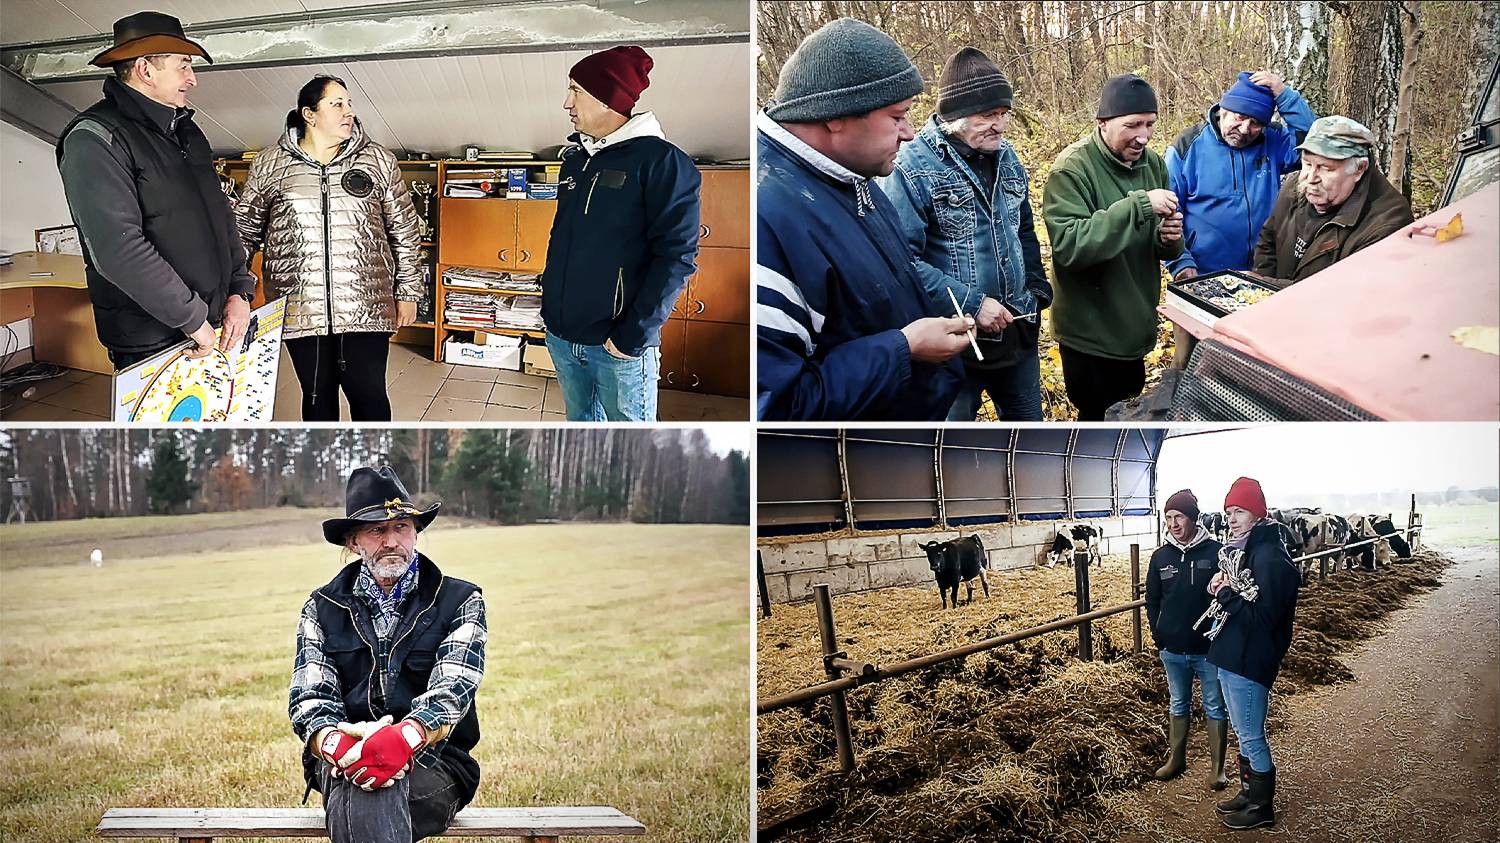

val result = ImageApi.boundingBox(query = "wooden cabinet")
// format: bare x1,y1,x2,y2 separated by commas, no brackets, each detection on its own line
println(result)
514,202,556,271
438,198,556,271
657,166,750,398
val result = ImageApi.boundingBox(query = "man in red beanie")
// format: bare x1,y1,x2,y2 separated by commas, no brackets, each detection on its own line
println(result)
1203,476,1300,831
540,45,702,421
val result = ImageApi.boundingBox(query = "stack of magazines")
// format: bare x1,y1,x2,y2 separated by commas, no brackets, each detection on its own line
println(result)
493,295,543,331
442,266,541,293
444,291,496,327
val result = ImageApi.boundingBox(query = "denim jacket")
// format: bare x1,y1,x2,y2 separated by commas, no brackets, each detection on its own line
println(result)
880,116,1049,321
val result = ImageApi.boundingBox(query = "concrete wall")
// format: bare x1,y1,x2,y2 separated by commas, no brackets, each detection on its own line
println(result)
759,516,1159,604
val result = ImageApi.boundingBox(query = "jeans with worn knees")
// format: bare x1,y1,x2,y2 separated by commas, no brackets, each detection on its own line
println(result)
1159,649,1227,720
1218,666,1273,773
544,331,659,421
317,760,464,843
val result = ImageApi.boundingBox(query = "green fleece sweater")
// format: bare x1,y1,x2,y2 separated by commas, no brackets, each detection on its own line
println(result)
1043,129,1183,360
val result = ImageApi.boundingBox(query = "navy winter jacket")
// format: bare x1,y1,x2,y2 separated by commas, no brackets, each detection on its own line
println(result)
1207,521,1301,688
756,116,963,420
541,116,701,357
1146,529,1224,656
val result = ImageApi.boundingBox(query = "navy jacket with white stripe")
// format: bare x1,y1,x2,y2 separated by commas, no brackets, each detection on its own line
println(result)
756,117,962,420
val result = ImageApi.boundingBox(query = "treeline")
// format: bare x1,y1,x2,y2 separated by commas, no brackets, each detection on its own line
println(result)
0,428,749,525
759,1,1499,215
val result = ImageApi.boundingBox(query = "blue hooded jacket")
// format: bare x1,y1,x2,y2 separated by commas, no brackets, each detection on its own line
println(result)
756,114,962,420
1163,87,1316,277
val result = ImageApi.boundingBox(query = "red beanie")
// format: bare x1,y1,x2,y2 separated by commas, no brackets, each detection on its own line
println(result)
1223,477,1267,520
570,46,653,117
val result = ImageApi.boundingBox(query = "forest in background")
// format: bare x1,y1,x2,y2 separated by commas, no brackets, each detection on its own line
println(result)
0,428,749,526
757,1,1500,418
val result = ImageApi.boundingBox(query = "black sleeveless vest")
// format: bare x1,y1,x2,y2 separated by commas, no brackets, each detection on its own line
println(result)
301,555,483,802
55,78,236,352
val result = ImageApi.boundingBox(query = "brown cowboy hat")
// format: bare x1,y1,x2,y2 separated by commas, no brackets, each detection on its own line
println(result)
89,11,213,68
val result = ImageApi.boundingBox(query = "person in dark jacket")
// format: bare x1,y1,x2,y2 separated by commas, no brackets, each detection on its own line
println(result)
290,466,487,843
1205,477,1300,831
55,11,256,371
1251,115,1414,289
757,17,971,421
1146,489,1229,788
541,45,701,421
880,47,1053,421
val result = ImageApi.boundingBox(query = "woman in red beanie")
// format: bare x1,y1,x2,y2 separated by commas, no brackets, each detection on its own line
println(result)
1203,476,1300,831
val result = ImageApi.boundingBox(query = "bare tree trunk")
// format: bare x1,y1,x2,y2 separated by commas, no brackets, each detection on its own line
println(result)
1389,1,1423,196
1268,0,1332,116
1331,0,1402,169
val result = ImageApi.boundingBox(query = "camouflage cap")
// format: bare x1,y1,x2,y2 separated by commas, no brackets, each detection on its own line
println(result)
1297,115,1376,159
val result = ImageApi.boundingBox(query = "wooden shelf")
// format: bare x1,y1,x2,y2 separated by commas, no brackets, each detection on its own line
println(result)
442,323,544,341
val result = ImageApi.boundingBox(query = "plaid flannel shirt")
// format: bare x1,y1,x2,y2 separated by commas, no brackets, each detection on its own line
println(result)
289,585,487,768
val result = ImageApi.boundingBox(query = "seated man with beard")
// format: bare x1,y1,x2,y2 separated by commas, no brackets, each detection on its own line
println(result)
1251,116,1413,289
289,465,487,843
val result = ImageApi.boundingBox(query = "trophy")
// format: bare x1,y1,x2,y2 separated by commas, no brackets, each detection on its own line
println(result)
410,180,435,241
216,161,238,205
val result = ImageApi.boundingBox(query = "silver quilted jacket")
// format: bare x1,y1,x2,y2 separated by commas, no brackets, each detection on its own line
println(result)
235,121,422,339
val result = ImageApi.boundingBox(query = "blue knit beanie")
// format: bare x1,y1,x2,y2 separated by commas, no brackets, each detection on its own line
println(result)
1219,72,1274,125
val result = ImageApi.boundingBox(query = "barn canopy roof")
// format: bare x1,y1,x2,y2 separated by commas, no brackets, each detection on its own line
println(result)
758,428,1165,535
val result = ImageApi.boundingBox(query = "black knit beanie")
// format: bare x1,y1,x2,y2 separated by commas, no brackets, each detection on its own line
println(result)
936,47,1013,121
1096,73,1158,119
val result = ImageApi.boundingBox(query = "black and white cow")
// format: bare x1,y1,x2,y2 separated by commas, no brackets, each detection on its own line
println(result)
1370,514,1413,559
1347,514,1394,570
1198,511,1226,541
920,535,990,609
1266,509,1303,557
1291,512,1351,578
1044,524,1102,568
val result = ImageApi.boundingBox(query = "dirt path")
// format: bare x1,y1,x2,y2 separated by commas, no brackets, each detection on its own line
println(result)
1115,543,1499,843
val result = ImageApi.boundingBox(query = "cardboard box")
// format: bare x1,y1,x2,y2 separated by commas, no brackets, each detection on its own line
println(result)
527,183,558,200
523,340,556,378
444,334,522,370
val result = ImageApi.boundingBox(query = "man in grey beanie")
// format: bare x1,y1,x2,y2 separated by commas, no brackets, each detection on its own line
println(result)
880,46,1053,421
757,17,970,420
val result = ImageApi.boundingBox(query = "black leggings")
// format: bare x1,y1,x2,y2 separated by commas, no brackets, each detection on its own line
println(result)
1058,344,1146,421
284,332,392,421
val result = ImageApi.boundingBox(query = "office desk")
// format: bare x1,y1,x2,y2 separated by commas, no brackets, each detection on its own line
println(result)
0,251,111,375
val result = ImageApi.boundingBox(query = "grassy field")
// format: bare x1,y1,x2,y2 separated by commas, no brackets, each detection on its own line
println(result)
0,511,750,842
1417,501,1499,548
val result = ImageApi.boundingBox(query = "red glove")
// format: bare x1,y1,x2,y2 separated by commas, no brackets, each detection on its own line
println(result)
348,719,425,790
316,728,362,775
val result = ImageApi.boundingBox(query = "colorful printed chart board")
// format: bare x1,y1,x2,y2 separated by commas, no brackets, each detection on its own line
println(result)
112,297,286,422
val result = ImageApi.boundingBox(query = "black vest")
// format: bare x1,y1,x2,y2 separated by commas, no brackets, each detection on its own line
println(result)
301,555,483,802
55,78,237,352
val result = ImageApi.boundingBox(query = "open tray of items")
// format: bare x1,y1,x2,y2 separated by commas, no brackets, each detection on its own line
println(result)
1165,269,1278,331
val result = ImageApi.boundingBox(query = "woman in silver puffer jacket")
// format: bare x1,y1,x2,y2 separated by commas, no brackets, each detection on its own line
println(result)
235,74,423,421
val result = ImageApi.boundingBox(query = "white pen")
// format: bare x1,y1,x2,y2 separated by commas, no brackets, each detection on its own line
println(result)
945,287,983,361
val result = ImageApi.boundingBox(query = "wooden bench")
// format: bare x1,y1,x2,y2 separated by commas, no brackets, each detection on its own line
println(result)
97,807,645,842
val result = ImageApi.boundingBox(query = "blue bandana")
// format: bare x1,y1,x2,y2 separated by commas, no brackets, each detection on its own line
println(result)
356,555,419,639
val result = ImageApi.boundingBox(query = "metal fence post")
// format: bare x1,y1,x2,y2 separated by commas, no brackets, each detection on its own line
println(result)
1130,543,1142,655
757,551,772,618
813,584,856,773
1074,551,1093,661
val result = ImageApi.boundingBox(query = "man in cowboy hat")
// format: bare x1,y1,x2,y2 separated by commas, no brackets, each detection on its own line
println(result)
55,11,258,370
289,466,487,842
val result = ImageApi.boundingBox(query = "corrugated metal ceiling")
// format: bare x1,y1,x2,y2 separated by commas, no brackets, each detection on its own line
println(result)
1,1,750,160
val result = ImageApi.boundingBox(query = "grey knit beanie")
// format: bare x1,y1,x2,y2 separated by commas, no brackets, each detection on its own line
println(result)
766,17,925,122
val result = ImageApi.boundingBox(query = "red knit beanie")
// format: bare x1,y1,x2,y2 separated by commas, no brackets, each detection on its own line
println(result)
570,46,653,116
1223,477,1267,520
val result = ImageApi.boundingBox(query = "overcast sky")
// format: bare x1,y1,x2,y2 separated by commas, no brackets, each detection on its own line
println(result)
1157,424,1499,507
701,424,750,456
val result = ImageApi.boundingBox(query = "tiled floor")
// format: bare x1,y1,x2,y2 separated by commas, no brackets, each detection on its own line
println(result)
0,341,749,422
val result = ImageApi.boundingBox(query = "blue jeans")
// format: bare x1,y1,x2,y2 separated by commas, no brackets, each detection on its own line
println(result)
544,332,659,421
945,353,1043,421
1218,666,1273,773
1159,649,1227,720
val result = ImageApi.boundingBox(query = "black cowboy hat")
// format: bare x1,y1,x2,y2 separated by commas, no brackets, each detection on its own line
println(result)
90,11,213,68
322,466,440,546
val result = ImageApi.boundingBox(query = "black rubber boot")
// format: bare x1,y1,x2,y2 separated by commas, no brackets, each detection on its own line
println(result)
1222,766,1276,830
1153,715,1189,780
1216,755,1251,813
1206,719,1230,790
